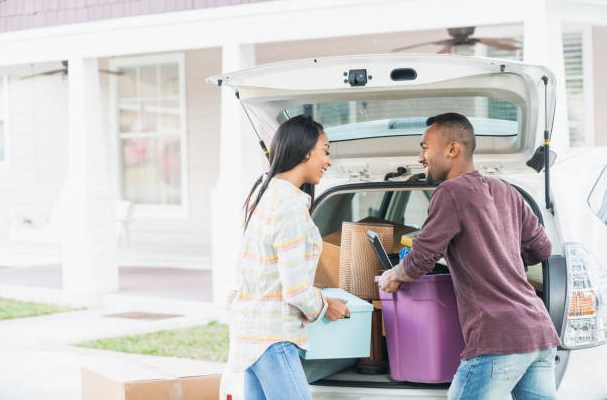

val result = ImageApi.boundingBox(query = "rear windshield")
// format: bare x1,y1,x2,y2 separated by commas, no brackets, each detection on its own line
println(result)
282,96,521,142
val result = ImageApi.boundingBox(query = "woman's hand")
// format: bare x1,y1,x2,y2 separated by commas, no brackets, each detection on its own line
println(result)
324,297,350,321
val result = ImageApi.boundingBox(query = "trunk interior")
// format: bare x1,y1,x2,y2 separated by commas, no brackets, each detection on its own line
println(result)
309,181,545,389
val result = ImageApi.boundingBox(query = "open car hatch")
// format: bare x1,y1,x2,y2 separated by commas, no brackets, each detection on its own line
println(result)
207,54,556,162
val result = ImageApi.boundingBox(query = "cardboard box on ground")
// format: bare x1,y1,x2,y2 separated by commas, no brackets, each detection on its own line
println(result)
81,361,221,400
315,216,419,288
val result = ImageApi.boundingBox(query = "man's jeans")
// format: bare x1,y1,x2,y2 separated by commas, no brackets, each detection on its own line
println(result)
448,347,558,400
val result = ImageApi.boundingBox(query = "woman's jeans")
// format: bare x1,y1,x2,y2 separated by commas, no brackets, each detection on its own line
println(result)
245,342,311,400
448,347,558,400
244,341,356,400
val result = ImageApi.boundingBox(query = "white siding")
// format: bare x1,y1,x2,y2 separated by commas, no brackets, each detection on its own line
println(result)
0,74,68,242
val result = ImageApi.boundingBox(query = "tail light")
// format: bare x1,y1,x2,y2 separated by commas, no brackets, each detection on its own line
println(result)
562,242,607,348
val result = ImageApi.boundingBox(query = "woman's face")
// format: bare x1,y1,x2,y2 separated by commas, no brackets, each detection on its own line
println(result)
303,132,332,185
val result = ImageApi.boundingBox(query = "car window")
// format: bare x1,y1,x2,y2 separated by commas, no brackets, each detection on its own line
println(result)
402,190,430,229
282,96,521,142
312,188,432,237
588,165,607,225
351,191,385,222
313,191,388,236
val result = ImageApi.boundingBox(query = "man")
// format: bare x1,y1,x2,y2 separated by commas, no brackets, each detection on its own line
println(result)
379,113,561,400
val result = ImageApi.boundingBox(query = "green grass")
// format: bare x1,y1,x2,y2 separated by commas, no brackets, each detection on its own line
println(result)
0,297,79,320
76,321,230,362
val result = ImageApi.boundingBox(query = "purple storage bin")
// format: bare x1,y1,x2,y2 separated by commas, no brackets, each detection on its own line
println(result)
376,274,465,383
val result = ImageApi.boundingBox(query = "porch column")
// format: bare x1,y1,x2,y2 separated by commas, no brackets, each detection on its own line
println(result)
211,43,261,305
62,57,118,297
524,1,570,153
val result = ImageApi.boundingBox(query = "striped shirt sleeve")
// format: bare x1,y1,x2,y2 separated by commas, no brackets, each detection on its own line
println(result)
273,204,324,321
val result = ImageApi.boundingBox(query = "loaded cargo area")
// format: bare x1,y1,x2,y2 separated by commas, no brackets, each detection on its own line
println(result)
309,183,546,389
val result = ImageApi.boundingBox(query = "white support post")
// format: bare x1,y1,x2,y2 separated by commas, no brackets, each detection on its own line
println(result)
524,1,570,154
62,57,118,298
211,43,261,305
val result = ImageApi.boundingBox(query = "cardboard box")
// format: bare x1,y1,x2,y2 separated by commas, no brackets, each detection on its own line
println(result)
372,300,386,337
315,229,342,288
81,361,221,400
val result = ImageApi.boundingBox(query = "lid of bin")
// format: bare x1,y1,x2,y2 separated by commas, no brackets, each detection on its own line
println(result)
319,288,373,313
374,274,451,283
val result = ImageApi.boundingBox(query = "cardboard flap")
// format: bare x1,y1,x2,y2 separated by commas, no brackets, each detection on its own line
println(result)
81,361,221,400
322,229,342,246
82,361,176,383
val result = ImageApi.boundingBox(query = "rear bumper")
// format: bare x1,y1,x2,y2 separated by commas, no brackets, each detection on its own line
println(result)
310,384,448,399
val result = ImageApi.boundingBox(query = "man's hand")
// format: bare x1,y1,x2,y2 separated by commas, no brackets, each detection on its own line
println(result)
324,298,350,321
378,268,402,293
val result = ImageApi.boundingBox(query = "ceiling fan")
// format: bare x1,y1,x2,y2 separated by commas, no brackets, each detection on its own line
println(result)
392,26,521,54
20,60,123,80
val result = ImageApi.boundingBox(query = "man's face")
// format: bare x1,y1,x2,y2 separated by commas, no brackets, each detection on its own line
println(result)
419,124,451,184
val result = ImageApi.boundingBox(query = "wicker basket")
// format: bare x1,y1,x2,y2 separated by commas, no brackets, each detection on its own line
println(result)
339,222,394,300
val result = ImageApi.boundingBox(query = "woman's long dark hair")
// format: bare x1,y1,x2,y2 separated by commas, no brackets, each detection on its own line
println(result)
243,115,323,231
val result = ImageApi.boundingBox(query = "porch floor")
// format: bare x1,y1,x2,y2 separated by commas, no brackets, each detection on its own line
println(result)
0,265,212,302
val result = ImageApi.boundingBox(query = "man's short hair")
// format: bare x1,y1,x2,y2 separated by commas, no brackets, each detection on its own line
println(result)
426,112,476,158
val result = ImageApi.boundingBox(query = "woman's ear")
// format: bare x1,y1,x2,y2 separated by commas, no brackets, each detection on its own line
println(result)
304,153,310,162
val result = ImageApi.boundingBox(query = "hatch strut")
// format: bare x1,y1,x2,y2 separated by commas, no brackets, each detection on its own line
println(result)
541,76,554,215
235,91,270,161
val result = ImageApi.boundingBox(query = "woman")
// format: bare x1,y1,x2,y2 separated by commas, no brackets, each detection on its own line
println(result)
228,115,350,400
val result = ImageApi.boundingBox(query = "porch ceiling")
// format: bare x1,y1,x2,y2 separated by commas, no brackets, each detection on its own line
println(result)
0,0,532,66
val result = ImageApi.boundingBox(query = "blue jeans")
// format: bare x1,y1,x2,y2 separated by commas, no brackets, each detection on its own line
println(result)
448,347,558,400
244,342,312,400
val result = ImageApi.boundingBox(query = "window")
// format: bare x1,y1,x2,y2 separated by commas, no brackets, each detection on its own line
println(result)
588,165,607,225
0,76,8,167
282,96,521,142
110,54,187,214
563,31,586,146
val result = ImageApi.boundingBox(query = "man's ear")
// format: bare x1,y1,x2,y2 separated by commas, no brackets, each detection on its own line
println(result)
447,142,461,158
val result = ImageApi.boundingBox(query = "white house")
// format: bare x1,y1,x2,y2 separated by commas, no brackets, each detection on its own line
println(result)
0,0,605,305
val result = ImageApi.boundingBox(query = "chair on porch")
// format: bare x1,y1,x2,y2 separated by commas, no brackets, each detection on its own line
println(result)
115,200,133,246
8,190,66,244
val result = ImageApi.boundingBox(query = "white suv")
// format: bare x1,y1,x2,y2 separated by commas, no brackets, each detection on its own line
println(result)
208,54,607,400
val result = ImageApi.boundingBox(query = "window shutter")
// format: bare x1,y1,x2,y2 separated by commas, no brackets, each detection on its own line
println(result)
563,31,585,146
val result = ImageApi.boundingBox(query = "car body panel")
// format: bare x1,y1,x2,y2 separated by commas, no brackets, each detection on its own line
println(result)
211,56,607,400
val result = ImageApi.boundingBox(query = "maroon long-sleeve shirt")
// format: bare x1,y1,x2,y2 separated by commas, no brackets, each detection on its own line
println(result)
395,170,561,360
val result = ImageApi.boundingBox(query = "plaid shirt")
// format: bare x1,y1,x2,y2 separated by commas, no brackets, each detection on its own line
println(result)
227,177,327,373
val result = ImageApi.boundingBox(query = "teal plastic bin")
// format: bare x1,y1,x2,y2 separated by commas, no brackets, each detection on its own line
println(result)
299,288,373,360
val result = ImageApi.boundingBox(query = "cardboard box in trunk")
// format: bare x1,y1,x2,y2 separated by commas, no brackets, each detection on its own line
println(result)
81,361,221,400
314,217,418,288
315,229,341,288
